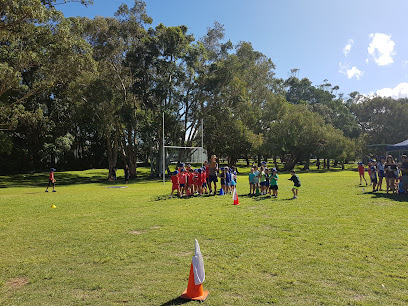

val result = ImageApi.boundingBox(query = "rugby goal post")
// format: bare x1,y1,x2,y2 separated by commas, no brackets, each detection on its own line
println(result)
162,112,205,185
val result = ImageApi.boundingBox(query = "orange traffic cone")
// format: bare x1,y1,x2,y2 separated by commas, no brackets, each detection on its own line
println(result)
233,188,240,205
180,263,209,301
180,239,209,301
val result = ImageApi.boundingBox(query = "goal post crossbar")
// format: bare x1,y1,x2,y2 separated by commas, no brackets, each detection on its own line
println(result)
164,146,203,149
163,113,204,185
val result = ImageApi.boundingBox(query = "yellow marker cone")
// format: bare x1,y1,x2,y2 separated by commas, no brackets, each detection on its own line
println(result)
51,205,56,208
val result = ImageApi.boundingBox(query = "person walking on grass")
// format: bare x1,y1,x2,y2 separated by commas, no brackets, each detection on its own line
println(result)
45,168,57,192
358,162,368,185
288,170,301,199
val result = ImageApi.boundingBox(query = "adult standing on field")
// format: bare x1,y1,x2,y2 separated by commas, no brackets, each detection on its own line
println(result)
385,155,397,194
208,155,219,195
400,155,408,193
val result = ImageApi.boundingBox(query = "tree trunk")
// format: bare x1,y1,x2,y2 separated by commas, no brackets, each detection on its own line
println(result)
323,159,326,169
107,130,119,181
303,158,310,170
334,160,339,167
274,156,278,170
284,157,296,171
246,156,249,166
326,159,330,170
341,161,345,170
316,158,320,169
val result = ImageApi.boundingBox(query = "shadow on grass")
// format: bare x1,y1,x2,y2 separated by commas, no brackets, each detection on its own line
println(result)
160,297,190,306
0,172,156,188
367,191,408,203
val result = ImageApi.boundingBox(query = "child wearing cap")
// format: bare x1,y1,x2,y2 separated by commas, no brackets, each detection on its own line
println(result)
288,170,301,199
370,162,378,192
187,169,195,196
178,169,187,197
170,170,180,198
45,168,57,192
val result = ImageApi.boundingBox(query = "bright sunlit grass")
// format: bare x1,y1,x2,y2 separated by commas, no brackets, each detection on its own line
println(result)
1,167,407,305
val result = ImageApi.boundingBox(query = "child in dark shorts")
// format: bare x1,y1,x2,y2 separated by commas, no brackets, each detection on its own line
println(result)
370,164,378,192
288,170,300,199
45,168,56,192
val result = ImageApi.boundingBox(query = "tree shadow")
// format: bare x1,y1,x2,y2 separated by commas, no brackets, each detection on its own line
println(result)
0,171,154,188
366,191,408,203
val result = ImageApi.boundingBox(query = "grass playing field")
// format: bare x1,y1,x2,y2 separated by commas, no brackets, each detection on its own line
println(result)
0,166,407,305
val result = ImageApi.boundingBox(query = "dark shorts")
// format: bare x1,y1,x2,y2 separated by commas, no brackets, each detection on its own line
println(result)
270,185,278,190
385,172,395,179
265,181,270,187
379,170,385,178
209,175,218,183
180,184,185,188
260,181,266,186
221,179,225,185
202,183,207,188
48,179,55,187
371,178,377,184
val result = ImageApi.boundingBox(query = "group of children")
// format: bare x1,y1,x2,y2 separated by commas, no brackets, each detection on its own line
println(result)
170,160,302,200
358,154,408,194
248,162,301,199
170,161,238,198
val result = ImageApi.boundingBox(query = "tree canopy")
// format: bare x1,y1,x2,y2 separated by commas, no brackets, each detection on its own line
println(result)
1,0,407,175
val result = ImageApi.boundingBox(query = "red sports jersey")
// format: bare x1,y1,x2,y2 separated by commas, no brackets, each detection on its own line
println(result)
178,172,186,184
205,166,210,178
49,172,54,180
188,173,194,185
171,175,179,186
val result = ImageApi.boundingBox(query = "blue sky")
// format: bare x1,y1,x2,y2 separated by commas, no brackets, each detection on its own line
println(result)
60,0,408,99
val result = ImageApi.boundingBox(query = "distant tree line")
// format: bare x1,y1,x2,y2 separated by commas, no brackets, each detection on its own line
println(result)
1,0,408,178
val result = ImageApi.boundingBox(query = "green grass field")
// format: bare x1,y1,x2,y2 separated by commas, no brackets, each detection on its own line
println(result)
1,167,407,305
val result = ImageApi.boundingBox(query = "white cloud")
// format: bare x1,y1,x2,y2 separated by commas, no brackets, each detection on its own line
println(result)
376,82,408,99
343,39,354,56
339,62,364,80
367,33,395,66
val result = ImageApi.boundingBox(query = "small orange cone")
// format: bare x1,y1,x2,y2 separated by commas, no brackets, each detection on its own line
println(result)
233,189,240,205
180,263,209,301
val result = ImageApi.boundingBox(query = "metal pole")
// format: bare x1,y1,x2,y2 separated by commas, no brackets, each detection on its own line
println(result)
163,112,165,185
201,119,204,167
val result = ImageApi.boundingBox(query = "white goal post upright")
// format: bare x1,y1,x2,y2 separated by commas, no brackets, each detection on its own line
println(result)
162,112,204,185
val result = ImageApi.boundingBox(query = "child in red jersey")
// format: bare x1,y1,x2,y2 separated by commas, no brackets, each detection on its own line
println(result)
170,170,180,198
194,169,200,195
45,168,57,192
187,168,195,196
358,162,368,185
178,168,187,197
